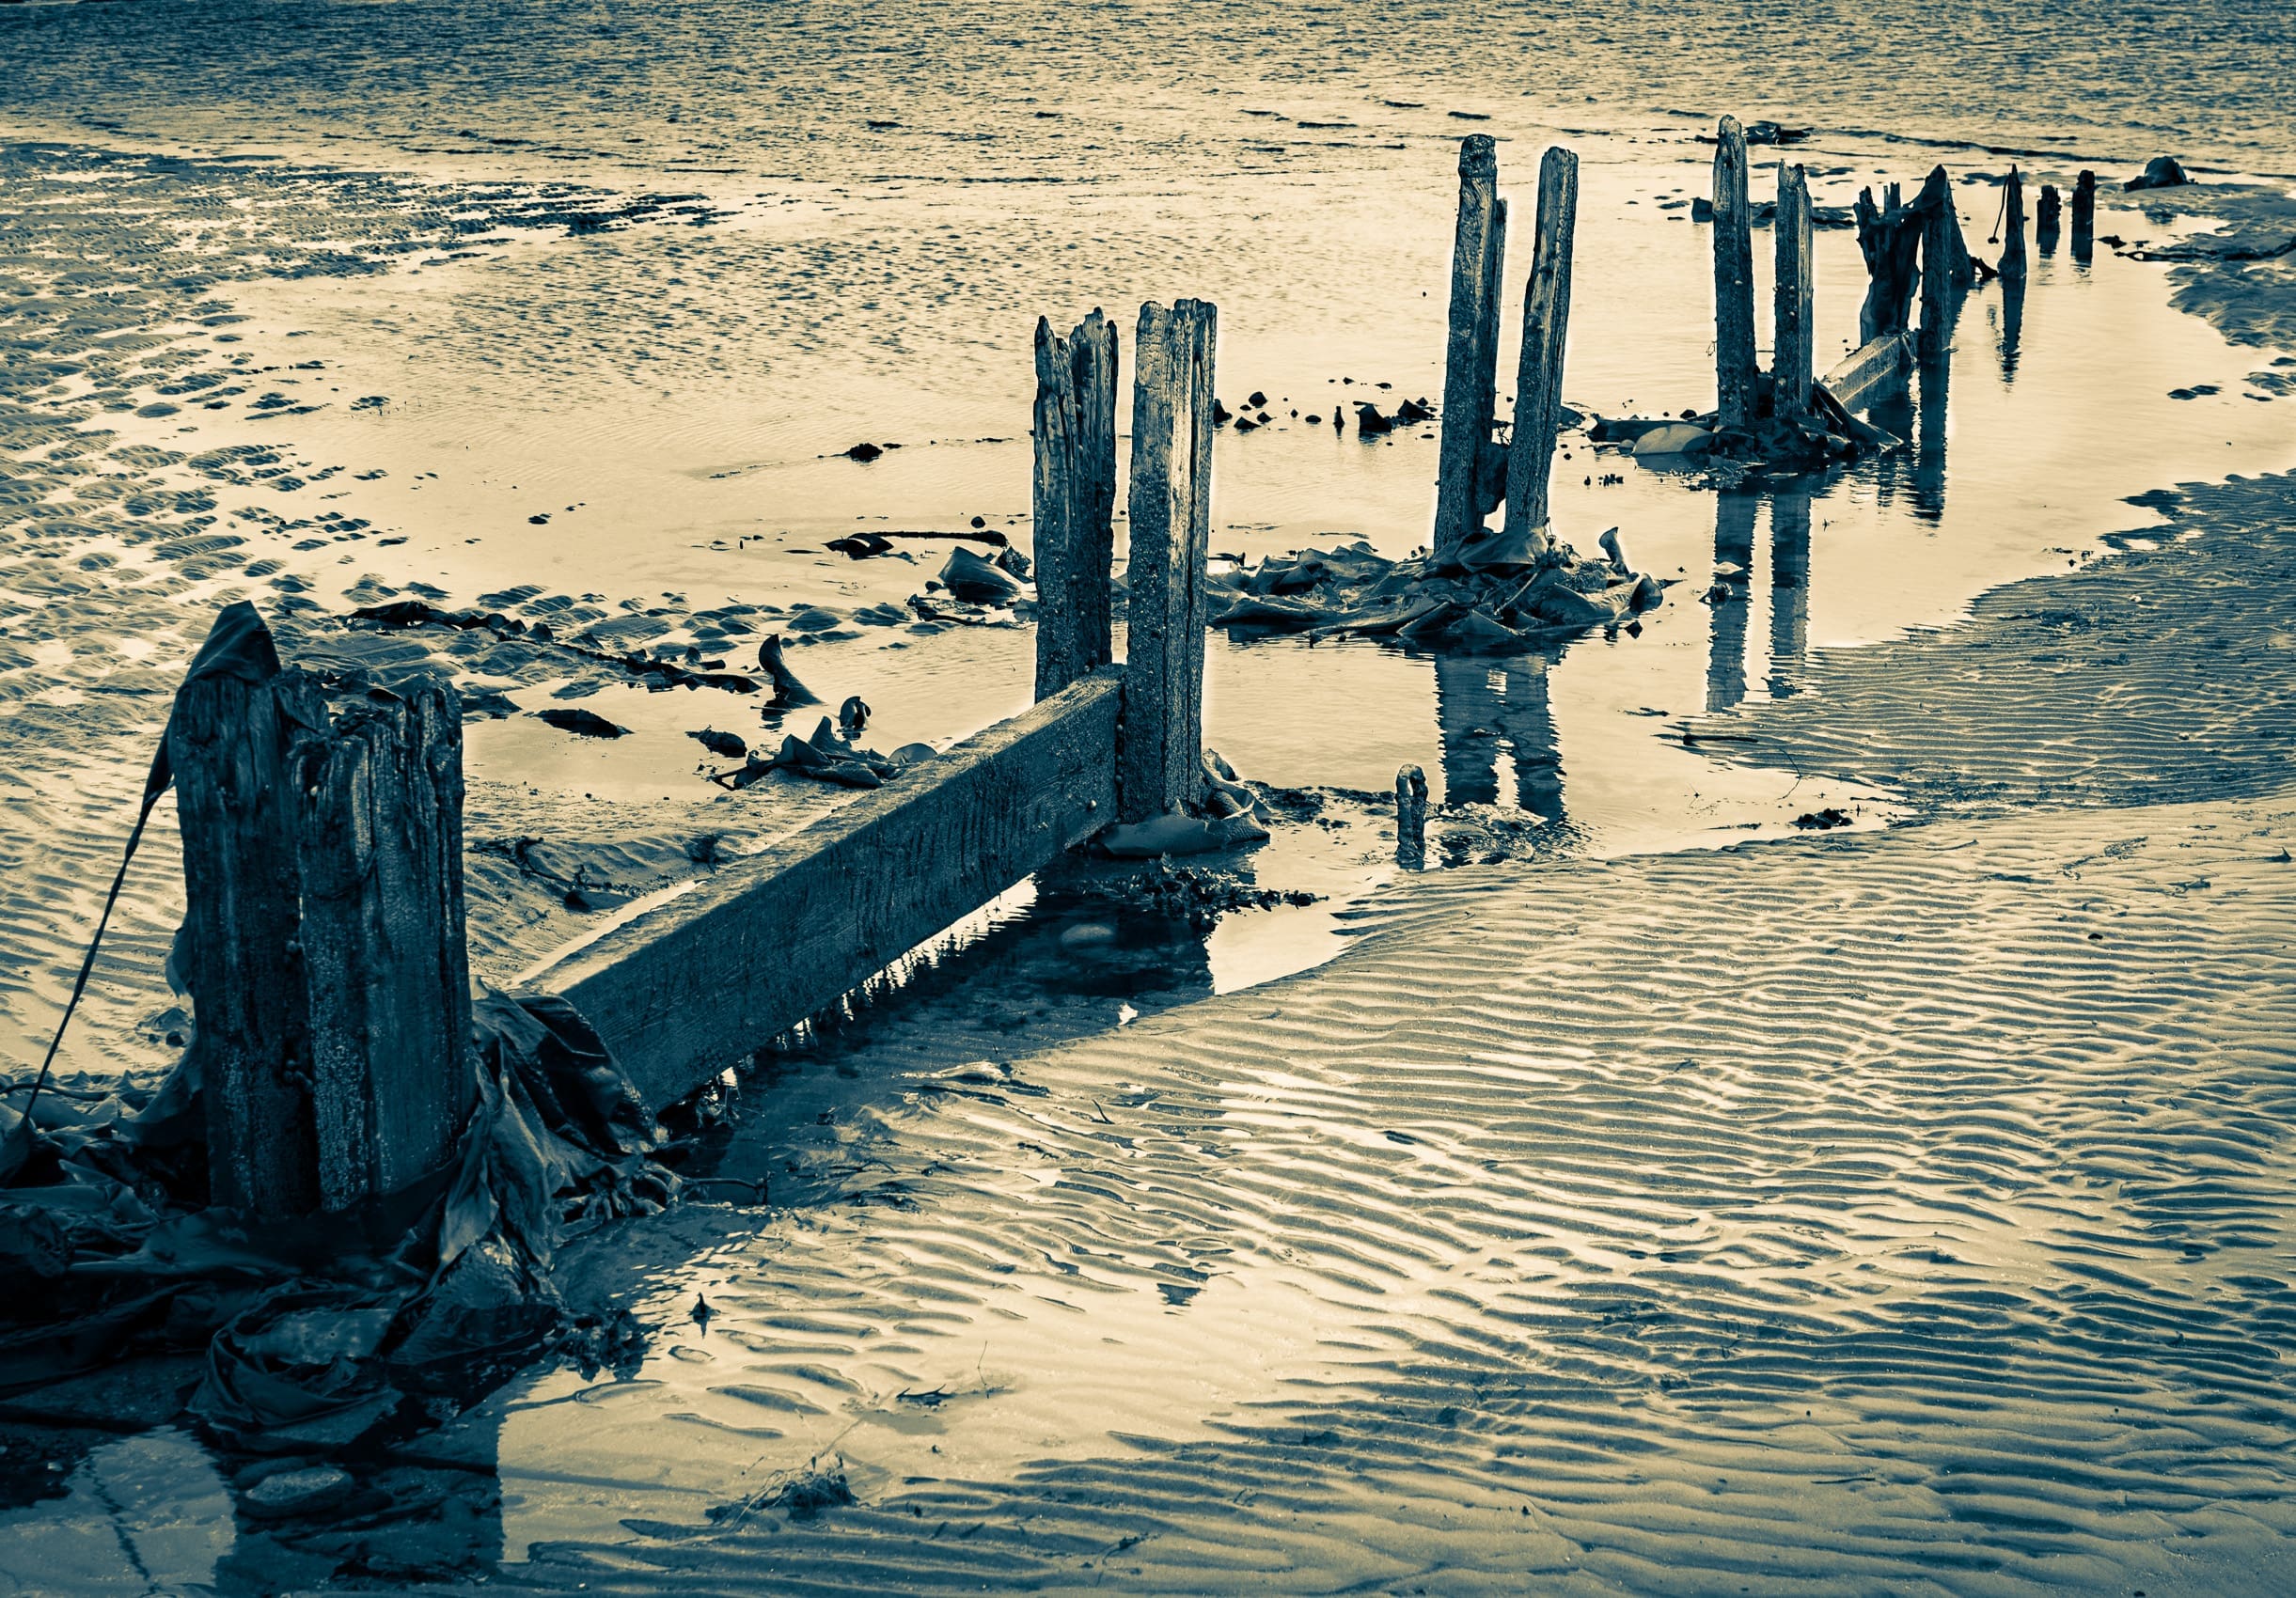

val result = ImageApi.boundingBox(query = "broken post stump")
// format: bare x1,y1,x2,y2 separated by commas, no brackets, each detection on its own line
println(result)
1772,162,1815,416
1031,309,1119,700
2000,166,2028,284
1395,764,1427,870
2037,182,2063,252
1855,184,1924,344
2071,169,2097,260
1916,166,1967,359
170,603,474,1216
1121,298,1217,823
1711,117,1757,432
1434,134,1507,552
1502,145,1579,545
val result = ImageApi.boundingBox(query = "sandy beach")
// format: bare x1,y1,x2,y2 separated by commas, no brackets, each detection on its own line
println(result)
3,0,2294,1589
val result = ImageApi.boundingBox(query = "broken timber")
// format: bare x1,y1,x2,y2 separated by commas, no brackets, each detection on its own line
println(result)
1031,309,1118,700
1710,118,1758,431
1502,145,1578,546
1434,134,1507,551
530,669,1125,1108
1817,331,1911,415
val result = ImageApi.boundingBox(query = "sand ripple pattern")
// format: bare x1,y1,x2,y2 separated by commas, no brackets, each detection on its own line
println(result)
492,793,2296,1594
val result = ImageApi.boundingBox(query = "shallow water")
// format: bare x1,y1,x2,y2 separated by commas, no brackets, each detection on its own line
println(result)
5,2,2296,1588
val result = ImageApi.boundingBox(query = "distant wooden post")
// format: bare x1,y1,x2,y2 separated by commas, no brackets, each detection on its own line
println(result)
1999,166,2028,284
171,604,474,1217
1502,146,1578,545
1711,117,1757,432
1121,299,1217,823
1031,309,1119,700
1772,162,1814,416
2036,183,2063,252
2071,170,2097,260
1434,135,1507,552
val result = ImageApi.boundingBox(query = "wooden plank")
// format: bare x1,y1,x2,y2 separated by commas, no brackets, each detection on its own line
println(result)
1502,145,1578,544
1030,310,1118,700
1120,298,1216,823
1771,161,1815,416
534,671,1125,1109
1711,117,1757,431
1821,332,1910,413
287,674,474,1212
1999,166,2028,283
170,621,320,1216
2071,169,2097,260
1434,134,1505,551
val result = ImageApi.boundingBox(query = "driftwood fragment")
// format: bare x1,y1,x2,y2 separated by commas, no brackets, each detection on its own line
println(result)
1711,118,1758,431
1031,310,1118,700
1435,135,1507,552
1502,145,1579,547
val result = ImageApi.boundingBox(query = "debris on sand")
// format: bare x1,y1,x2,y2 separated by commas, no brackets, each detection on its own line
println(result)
2126,156,2191,191
713,715,926,791
710,1459,855,1524
1206,528,1666,651
756,634,820,706
688,728,747,759
840,442,885,462
1794,807,1854,830
536,706,629,738
936,545,1022,603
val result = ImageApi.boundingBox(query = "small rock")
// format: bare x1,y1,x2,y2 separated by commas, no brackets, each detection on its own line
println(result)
535,707,628,738
841,442,884,462
2125,156,2190,191
243,1466,354,1521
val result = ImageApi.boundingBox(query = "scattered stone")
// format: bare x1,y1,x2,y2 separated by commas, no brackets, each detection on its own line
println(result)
839,695,870,734
1793,807,1853,830
535,707,628,738
1354,402,1394,436
242,1466,355,1521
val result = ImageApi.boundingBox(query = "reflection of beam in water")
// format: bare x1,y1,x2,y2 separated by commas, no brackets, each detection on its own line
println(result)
1706,491,1755,713
1433,650,1563,821
1768,492,1812,699
1999,276,2026,383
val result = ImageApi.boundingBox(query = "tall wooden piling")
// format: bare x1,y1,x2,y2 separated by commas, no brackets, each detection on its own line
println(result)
1711,118,1758,432
2071,170,2097,260
1031,310,1119,700
1772,162,1814,416
1916,167,1966,359
1999,166,2028,284
1502,146,1578,544
171,604,474,1216
1121,299,1217,823
1434,135,1507,552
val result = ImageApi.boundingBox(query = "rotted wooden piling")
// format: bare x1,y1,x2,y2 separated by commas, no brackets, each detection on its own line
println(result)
1031,309,1119,701
1772,162,1814,416
1916,166,1967,359
1121,298,1218,823
172,609,474,1216
1711,118,1757,432
1434,135,1507,552
2037,183,2063,252
1999,166,2028,284
1502,145,1579,545
2071,170,2097,260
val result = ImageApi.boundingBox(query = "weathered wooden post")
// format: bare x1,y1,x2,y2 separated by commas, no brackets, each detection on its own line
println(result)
1999,166,2028,284
1711,117,1757,432
1120,299,1217,823
171,603,475,1216
2071,169,2097,260
1916,166,1966,359
1031,309,1119,701
2036,183,2063,253
1394,764,1427,870
1434,135,1507,552
1855,185,1924,344
1502,145,1578,547
1772,162,1814,416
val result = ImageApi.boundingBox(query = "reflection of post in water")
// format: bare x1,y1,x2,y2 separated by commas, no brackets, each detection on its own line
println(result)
1912,307,1951,524
1998,274,2026,383
1767,492,1812,699
1706,491,1756,713
1433,650,1563,822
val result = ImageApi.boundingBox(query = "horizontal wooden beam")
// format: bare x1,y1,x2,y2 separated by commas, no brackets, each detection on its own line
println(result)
528,669,1124,1108
1821,332,1911,413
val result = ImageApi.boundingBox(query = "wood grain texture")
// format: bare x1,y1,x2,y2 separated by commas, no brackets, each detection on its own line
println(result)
1119,299,1216,823
171,651,320,1215
536,670,1125,1108
1821,332,1911,413
1434,134,1504,552
1030,310,1118,701
1771,162,1815,416
1916,166,1969,359
286,674,474,1212
1502,146,1578,542
1711,118,1757,431
1855,184,1924,344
